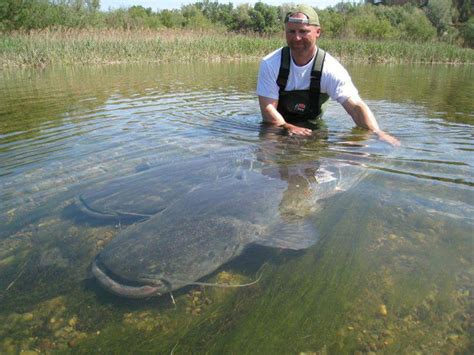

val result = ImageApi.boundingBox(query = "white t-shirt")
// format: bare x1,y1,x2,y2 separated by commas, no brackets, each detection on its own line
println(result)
256,47,360,105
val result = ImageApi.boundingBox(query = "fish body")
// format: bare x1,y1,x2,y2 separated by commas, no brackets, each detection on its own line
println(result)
77,152,256,223
92,170,318,298
79,155,365,298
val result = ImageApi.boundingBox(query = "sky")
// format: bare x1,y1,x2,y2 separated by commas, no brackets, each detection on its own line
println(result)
100,1,343,12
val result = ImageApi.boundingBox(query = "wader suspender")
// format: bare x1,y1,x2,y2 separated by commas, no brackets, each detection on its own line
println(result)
276,46,291,91
276,47,326,113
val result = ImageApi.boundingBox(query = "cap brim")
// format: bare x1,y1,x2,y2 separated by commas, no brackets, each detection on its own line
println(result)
286,17,310,24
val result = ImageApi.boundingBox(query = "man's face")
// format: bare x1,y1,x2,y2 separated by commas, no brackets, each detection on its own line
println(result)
285,13,321,56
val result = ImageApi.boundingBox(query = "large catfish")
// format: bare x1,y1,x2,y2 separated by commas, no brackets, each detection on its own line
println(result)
89,159,364,298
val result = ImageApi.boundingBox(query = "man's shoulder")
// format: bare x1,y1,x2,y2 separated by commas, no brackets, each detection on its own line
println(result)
261,47,284,65
321,51,346,73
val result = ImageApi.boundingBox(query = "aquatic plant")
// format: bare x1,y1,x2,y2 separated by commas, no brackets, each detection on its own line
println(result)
0,29,472,67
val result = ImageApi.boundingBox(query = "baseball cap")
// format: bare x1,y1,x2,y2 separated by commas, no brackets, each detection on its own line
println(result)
284,4,320,26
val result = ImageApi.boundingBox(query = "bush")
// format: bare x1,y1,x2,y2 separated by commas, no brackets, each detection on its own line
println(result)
319,9,345,38
1,0,104,31
228,4,252,32
181,4,214,30
197,1,234,28
0,1,466,46
249,2,281,34
398,7,436,41
159,9,185,29
347,6,398,40
327,4,436,41
374,5,436,41
425,0,454,36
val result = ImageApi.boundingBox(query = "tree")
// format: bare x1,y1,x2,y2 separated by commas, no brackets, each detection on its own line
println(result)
454,0,471,22
229,4,252,32
249,2,280,33
461,16,474,47
85,0,100,12
425,0,454,35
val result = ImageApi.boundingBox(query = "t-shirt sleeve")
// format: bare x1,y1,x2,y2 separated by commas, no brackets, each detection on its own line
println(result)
256,59,279,100
322,56,360,104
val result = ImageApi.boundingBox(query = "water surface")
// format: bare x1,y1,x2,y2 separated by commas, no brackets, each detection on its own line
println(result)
0,62,472,353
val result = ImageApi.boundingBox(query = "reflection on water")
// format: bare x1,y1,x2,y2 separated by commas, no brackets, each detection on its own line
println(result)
0,63,472,353
347,63,474,124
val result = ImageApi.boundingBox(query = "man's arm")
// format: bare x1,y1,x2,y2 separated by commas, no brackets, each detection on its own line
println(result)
258,96,312,136
342,97,400,146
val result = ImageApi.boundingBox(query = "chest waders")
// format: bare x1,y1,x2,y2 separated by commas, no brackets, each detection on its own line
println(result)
276,46,330,125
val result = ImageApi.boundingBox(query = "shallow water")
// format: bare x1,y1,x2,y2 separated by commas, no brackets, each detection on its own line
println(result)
0,62,473,353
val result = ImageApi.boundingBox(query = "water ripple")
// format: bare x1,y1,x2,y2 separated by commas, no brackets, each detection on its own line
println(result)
1,66,473,232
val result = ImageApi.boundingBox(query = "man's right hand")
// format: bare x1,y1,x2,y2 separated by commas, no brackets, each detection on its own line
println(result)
259,96,312,136
281,123,313,136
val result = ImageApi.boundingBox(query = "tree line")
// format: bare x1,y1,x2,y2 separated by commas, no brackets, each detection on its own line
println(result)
1,0,472,47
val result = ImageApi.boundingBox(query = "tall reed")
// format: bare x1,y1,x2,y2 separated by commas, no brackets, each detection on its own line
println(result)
1,29,472,67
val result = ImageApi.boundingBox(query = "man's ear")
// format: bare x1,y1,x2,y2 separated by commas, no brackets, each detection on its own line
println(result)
315,27,321,37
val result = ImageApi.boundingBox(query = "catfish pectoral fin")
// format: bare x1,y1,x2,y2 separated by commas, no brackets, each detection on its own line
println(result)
254,219,319,250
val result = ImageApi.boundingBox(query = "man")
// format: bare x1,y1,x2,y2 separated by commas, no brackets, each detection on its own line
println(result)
257,4,400,146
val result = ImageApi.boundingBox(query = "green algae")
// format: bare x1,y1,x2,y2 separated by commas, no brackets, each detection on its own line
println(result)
66,178,472,354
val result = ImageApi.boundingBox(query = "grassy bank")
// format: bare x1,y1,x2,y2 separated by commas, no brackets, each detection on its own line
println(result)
1,29,473,68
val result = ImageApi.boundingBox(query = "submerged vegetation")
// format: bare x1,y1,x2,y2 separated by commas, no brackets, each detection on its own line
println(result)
0,0,473,67
1,171,472,353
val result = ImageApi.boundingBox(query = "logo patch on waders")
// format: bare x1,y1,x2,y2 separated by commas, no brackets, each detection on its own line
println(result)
294,103,306,112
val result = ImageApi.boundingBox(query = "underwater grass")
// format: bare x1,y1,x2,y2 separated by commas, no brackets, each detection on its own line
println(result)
69,178,472,353
0,28,473,67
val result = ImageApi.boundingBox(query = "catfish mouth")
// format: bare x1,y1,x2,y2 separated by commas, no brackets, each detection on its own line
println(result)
91,259,165,299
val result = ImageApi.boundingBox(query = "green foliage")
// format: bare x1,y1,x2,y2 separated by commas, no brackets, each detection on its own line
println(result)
181,4,214,30
195,0,234,28
248,2,281,33
228,4,252,32
321,4,435,42
103,6,162,30
396,7,436,41
1,0,104,31
0,1,467,46
2,29,472,68
460,16,474,48
454,0,471,22
425,0,454,36
158,10,184,29
0,0,21,31
318,9,345,38
372,5,436,41
347,6,398,40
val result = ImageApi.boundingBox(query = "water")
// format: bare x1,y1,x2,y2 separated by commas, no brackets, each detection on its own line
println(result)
0,62,472,353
